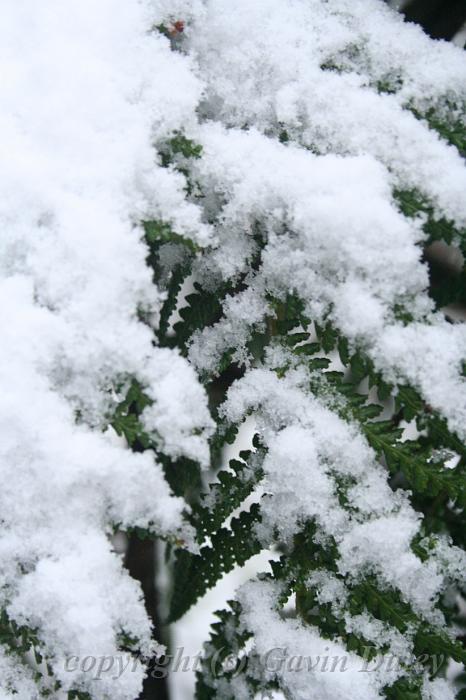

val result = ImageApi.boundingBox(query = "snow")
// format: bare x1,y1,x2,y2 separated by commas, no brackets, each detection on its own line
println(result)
191,124,466,437
235,578,400,700
185,0,466,436
0,2,212,698
142,349,214,467
189,0,466,223
221,367,466,622
423,677,457,700
0,648,39,700
1,0,465,697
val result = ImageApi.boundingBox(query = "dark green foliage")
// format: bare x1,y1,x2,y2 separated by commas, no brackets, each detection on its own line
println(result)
210,419,239,454
384,678,423,700
158,261,191,341
395,188,466,254
0,610,42,660
192,448,265,543
394,185,466,310
160,132,203,164
111,380,152,449
317,368,466,506
174,283,225,352
413,108,466,157
162,454,204,507
158,132,203,196
168,505,262,622
0,612,64,696
195,602,255,700
143,219,198,253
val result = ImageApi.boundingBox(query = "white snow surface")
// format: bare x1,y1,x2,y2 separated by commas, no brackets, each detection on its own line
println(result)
0,2,212,698
190,122,466,438
235,579,399,700
185,0,466,437
222,367,466,624
1,0,466,698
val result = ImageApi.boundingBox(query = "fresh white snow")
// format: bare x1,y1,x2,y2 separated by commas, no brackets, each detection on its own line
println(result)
1,0,465,698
